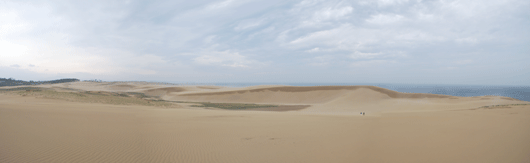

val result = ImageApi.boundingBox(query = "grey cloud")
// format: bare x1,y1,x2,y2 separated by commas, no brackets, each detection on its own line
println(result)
1,0,529,85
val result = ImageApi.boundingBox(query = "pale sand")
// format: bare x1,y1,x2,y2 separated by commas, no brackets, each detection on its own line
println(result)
1,82,529,163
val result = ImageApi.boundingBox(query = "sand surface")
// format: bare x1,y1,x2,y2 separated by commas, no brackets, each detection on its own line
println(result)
1,82,529,163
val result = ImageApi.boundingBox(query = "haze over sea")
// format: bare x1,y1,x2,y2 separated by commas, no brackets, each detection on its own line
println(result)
155,82,530,102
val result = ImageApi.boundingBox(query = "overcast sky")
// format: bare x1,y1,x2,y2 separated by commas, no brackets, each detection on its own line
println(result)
1,0,529,85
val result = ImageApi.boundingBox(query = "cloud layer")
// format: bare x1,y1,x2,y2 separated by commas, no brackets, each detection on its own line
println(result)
1,0,529,85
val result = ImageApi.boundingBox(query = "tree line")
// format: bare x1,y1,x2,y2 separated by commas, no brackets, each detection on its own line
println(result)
0,78,80,87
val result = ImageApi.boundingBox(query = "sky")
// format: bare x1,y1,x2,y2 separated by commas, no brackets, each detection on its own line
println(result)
1,0,529,85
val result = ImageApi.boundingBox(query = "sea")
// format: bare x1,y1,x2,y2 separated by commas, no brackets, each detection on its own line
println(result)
166,82,530,102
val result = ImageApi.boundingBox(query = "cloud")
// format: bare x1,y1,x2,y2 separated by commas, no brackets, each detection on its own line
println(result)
350,51,381,59
306,47,320,52
234,18,265,31
312,6,353,21
194,50,255,68
351,60,396,67
366,14,404,24
455,37,478,44
453,60,473,65
206,0,236,10
308,55,334,66
375,0,410,6
445,66,458,70
204,35,217,43
0,38,113,74
0,0,528,85
0,17,29,38
289,24,352,45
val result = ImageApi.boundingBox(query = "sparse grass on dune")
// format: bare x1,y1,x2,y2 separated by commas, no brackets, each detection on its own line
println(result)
180,85,453,99
0,87,178,108
0,87,285,110
479,103,530,109
0,87,46,91
190,102,278,110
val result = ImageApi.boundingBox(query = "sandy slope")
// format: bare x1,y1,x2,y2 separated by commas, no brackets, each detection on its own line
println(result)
1,94,529,163
1,82,529,163
166,85,526,114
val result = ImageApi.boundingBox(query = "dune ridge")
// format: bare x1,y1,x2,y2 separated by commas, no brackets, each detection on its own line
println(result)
162,86,527,114
179,86,453,99
143,87,186,97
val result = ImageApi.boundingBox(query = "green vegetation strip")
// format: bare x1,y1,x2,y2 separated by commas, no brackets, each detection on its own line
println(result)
1,88,283,110
479,103,529,108
0,88,176,107
191,102,278,110
0,78,79,87
0,87,47,91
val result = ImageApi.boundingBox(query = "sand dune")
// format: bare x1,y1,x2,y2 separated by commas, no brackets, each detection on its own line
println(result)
197,86,222,89
167,86,525,114
1,82,529,163
170,86,472,104
108,84,136,91
179,86,451,98
143,87,187,97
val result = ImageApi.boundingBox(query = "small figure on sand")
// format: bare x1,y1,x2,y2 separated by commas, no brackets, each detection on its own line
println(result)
362,112,365,116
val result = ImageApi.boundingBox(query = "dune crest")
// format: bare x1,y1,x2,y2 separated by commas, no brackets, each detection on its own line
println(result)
179,86,452,98
163,86,527,114
143,87,186,97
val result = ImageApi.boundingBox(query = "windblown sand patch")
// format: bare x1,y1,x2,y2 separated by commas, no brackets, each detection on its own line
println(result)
143,87,186,97
108,84,136,91
189,102,310,112
248,105,310,111
197,86,221,89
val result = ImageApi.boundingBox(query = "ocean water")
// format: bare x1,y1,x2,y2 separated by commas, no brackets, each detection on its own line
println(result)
173,82,530,102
